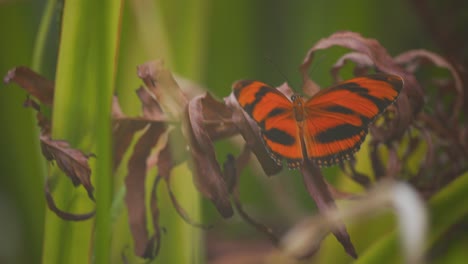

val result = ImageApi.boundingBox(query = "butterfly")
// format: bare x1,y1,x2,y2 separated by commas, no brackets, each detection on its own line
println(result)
233,73,403,169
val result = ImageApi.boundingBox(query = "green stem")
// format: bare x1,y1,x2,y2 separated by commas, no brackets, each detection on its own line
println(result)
31,0,58,71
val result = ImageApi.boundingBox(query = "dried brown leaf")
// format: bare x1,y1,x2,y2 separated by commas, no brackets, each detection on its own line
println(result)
232,190,279,245
276,82,296,99
326,182,362,200
165,174,211,229
394,49,464,122
225,93,282,176
144,177,162,259
112,95,125,119
340,160,371,188
302,31,405,78
136,87,165,120
300,31,423,138
331,52,374,82
222,154,238,194
137,60,187,119
45,181,95,221
200,93,238,141
301,161,357,259
185,93,233,218
112,119,148,171
369,143,386,180
150,128,208,228
386,147,401,178
3,66,54,105
125,124,167,257
112,87,169,171
222,147,251,193
155,129,181,179
40,135,95,200
23,98,52,134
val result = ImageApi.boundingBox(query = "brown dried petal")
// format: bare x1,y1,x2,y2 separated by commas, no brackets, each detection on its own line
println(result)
40,135,94,200
185,93,233,218
3,66,54,105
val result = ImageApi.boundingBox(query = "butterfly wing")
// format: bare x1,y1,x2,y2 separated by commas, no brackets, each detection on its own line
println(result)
303,73,403,167
233,80,303,167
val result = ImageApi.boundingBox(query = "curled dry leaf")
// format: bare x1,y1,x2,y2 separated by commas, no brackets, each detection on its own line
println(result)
331,52,374,82
40,134,95,200
136,87,165,120
319,33,467,201
125,123,167,258
9,69,100,216
340,160,371,188
137,60,187,120
122,85,168,258
112,96,146,170
144,177,162,259
154,128,209,228
225,152,280,245
23,98,51,135
45,181,95,221
225,93,282,176
3,66,54,105
223,147,251,193
22,97,96,219
281,181,427,264
200,93,238,141
301,31,421,139
165,173,212,229
394,49,464,122
369,143,386,180
300,161,357,259
185,93,233,218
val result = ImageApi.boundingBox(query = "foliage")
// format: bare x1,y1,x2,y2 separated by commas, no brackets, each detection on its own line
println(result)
1,0,467,264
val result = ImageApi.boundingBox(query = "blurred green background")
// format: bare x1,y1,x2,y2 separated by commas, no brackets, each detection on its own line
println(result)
1,0,466,264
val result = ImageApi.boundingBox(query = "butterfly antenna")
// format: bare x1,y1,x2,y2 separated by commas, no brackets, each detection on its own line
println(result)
263,55,292,86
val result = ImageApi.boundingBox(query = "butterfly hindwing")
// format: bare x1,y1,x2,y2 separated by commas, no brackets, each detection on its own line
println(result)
233,80,303,167
303,73,403,166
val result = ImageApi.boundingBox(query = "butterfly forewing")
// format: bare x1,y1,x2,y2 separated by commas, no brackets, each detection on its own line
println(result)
233,80,303,167
303,73,403,166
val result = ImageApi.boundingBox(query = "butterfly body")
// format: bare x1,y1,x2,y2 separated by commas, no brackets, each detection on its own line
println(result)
233,73,403,169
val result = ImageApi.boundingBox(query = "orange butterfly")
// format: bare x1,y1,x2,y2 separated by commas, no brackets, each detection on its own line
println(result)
233,73,403,169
